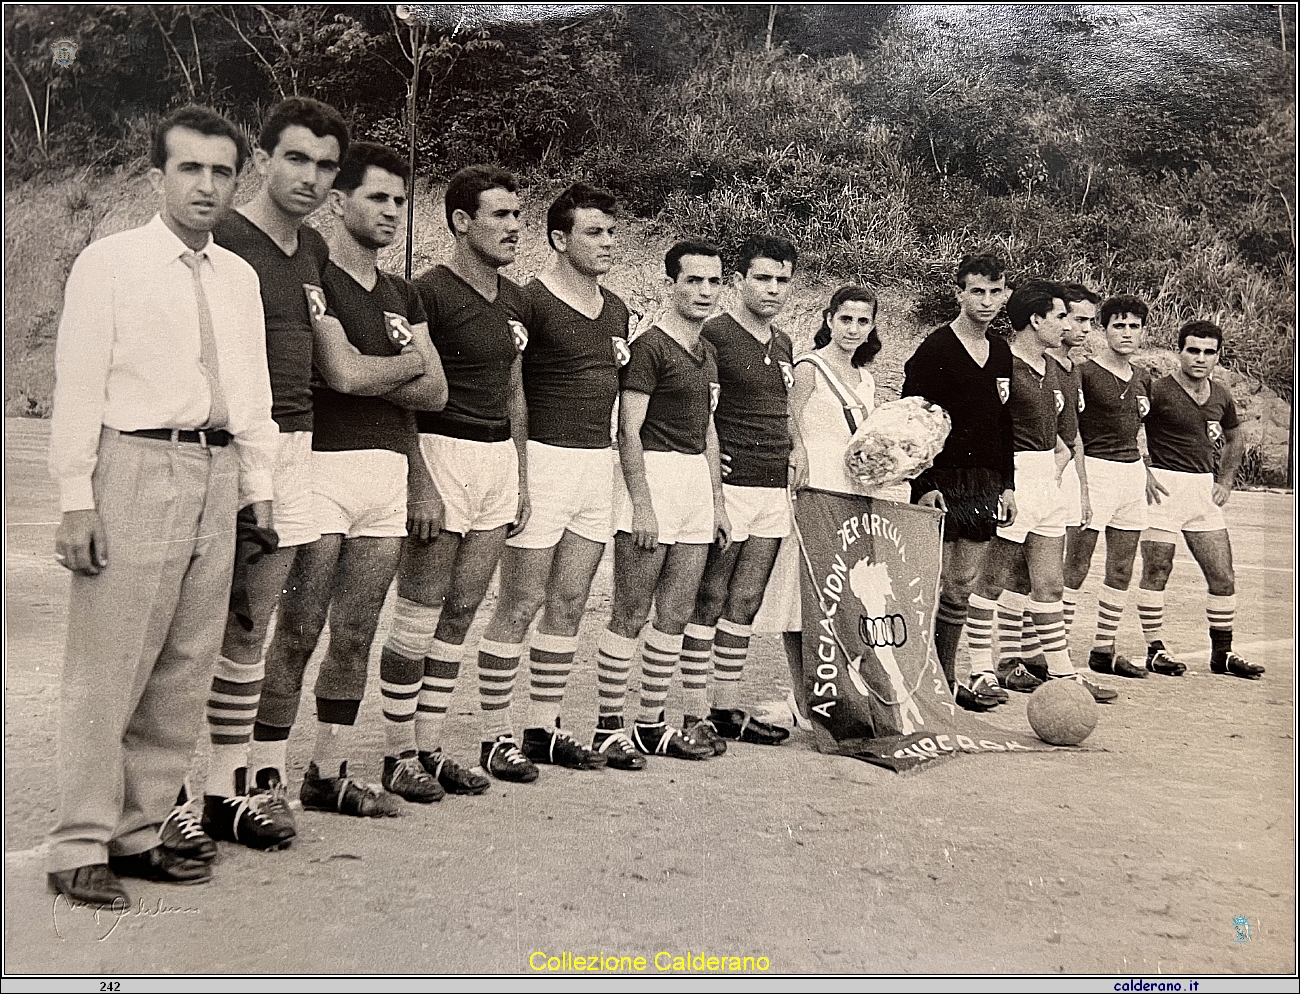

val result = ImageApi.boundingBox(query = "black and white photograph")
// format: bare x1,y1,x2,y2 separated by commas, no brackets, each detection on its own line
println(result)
3,2,1296,984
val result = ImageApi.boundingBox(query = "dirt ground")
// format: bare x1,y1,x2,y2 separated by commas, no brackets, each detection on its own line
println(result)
4,416,1294,976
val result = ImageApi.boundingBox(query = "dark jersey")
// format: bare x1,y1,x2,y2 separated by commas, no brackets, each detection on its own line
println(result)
311,264,425,455
413,265,522,443
1077,359,1150,463
1047,351,1083,444
901,325,1015,489
1146,374,1239,475
703,314,794,489
212,212,329,433
1007,354,1068,453
509,280,630,450
621,327,719,456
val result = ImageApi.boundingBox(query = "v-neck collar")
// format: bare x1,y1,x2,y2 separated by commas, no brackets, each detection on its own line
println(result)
440,263,500,305
947,325,992,369
537,277,606,321
232,209,303,260
654,325,707,366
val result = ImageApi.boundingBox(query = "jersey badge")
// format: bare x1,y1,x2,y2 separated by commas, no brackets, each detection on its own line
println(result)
996,377,1010,404
612,336,631,368
383,311,413,348
303,284,327,323
709,382,721,413
1137,395,1151,419
508,319,529,352
778,360,795,391
1077,387,1086,413
1053,389,1065,414
1207,420,1223,443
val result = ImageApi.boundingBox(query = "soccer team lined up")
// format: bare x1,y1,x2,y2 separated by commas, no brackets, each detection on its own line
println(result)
43,98,1264,907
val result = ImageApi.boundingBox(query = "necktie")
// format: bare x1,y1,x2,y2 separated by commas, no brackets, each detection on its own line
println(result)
181,249,229,429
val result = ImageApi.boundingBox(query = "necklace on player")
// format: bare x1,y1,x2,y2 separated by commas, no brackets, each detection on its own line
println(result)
763,334,774,365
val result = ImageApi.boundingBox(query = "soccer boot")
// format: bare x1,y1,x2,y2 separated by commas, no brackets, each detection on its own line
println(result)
1002,663,1044,694
996,657,1025,684
202,767,297,850
1049,671,1119,704
1211,651,1265,680
522,723,607,770
632,712,713,760
480,736,540,783
968,672,1010,704
1088,648,1146,679
954,683,1000,712
682,715,728,755
709,706,790,746
300,761,403,817
1022,654,1050,683
591,724,647,771
418,749,491,795
108,846,212,885
382,753,445,803
1145,642,1187,677
160,782,218,862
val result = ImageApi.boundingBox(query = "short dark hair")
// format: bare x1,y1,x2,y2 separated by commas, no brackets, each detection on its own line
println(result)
1059,282,1100,307
955,253,1006,288
1178,320,1224,350
445,165,518,233
259,96,349,161
815,285,882,368
151,105,249,173
734,234,798,276
546,183,617,250
1100,294,1149,329
664,239,721,281
1006,282,1066,332
332,141,410,194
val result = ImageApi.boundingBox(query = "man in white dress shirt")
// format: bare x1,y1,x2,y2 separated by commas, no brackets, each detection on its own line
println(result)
46,106,278,904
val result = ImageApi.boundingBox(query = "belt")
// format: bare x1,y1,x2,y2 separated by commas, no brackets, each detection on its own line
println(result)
123,428,233,447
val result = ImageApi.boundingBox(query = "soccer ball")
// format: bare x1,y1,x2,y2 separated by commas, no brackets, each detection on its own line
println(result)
1026,678,1097,746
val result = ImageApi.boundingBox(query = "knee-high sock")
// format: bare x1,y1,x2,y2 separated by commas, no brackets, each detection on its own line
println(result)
935,599,967,686
711,618,752,709
679,623,714,718
1021,609,1043,660
1062,587,1080,636
477,638,522,741
1206,593,1235,660
205,655,264,796
1030,599,1073,676
965,594,998,678
635,626,683,723
1092,584,1128,652
380,647,422,757
995,591,1026,664
386,596,441,660
415,638,463,753
526,631,578,730
596,628,637,720
1135,587,1165,646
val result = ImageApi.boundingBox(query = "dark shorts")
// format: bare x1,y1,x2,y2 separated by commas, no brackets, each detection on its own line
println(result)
912,467,1005,543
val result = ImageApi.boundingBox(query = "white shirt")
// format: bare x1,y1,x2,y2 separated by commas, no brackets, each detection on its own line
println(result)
49,214,277,512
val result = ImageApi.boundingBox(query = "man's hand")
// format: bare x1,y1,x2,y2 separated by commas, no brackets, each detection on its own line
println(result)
998,489,1017,527
1079,489,1093,530
714,506,732,554
407,485,445,542
1054,448,1070,483
248,500,274,533
1212,481,1232,507
630,501,659,550
917,489,947,513
719,451,733,480
55,509,107,575
788,443,809,491
507,491,532,539
1145,469,1169,506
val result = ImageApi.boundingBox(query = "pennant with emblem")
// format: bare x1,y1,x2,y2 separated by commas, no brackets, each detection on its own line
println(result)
996,377,1011,404
383,311,413,348
303,283,327,323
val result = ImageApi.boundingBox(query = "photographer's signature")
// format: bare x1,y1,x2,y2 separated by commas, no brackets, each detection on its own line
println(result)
53,893,200,940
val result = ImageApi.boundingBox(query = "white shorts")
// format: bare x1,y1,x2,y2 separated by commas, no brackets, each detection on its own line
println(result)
1144,468,1226,537
313,448,408,539
272,430,320,547
1083,456,1148,533
420,433,519,535
998,449,1069,544
507,441,613,549
723,484,791,542
1059,459,1083,529
612,449,714,545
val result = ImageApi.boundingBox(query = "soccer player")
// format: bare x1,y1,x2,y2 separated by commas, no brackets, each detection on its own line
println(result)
465,183,636,774
379,165,532,789
254,142,448,815
901,254,1016,711
1062,295,1153,679
1136,321,1263,679
962,283,1116,704
190,96,347,851
595,240,731,761
681,234,800,752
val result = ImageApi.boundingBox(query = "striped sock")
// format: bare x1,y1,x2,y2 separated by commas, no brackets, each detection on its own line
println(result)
380,647,422,757
965,594,998,677
477,638,522,740
679,623,715,718
996,591,1027,664
635,626,683,723
1092,584,1128,652
527,631,578,730
1021,609,1042,659
1062,587,1080,636
596,628,637,720
935,598,968,685
415,639,463,753
247,724,290,785
711,618,752,710
1136,587,1165,645
386,596,441,660
1030,598,1073,676
1207,593,1235,661
204,655,263,797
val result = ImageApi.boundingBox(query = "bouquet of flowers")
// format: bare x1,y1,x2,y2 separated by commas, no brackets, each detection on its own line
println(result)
844,397,951,490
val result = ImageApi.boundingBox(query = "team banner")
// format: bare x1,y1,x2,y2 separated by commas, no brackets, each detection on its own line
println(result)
793,488,1046,771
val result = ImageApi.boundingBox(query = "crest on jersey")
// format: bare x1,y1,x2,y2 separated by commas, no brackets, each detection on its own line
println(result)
611,336,631,368
303,283,327,323
1137,395,1151,419
709,382,721,413
1077,387,1086,413
996,377,1011,404
1207,420,1223,443
383,311,413,348
778,360,795,391
508,319,529,352
1053,389,1065,414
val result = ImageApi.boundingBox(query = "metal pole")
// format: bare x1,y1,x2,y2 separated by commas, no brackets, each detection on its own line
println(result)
405,21,420,280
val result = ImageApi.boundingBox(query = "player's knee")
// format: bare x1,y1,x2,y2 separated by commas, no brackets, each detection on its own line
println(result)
497,588,545,633
438,597,483,640
542,592,586,634
1204,570,1235,596
1033,578,1064,602
691,585,727,627
724,590,765,626
610,597,652,635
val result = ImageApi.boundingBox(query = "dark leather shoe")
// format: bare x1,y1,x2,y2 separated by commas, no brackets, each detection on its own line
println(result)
709,707,790,746
1211,652,1265,680
1002,664,1044,693
954,683,1000,712
47,864,129,906
109,846,212,885
1110,653,1148,679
